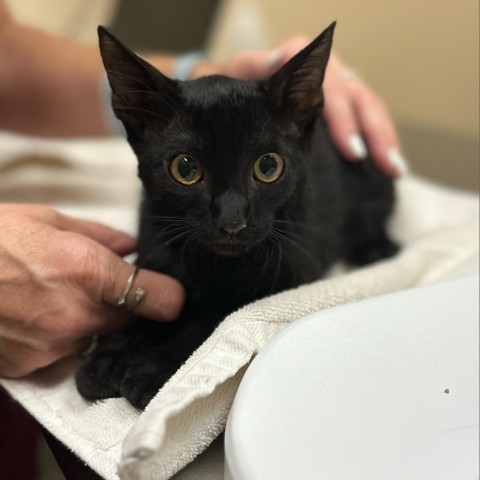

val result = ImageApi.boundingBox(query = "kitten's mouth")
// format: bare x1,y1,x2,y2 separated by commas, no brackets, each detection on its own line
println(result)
212,240,248,256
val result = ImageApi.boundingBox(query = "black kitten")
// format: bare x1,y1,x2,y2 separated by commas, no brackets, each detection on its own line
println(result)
76,23,397,409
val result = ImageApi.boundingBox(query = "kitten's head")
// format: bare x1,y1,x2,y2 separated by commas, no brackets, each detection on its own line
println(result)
98,23,335,256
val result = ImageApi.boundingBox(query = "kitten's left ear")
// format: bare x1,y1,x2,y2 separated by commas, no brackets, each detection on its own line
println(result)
267,22,336,130
98,26,179,138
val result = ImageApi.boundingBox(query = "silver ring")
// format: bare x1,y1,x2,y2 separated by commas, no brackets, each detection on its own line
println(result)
129,287,146,310
116,267,146,310
339,66,358,82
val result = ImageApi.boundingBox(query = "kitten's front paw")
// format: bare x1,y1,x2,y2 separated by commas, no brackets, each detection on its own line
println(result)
76,348,172,410
76,353,120,402
120,362,174,410
76,336,130,402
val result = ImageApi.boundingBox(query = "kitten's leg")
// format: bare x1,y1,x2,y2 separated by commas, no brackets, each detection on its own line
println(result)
119,315,221,410
76,333,131,402
342,163,398,266
119,345,192,410
344,204,398,266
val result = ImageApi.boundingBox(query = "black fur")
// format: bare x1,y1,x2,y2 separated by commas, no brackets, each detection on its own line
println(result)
76,23,398,409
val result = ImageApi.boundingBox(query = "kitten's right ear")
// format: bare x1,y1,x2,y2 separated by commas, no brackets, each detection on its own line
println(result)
267,22,335,132
98,26,178,136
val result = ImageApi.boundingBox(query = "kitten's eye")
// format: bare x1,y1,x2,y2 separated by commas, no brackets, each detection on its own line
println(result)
169,154,203,185
253,153,285,183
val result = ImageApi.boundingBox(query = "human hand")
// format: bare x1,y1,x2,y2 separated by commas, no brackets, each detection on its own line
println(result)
211,36,408,177
0,205,184,378
322,52,408,177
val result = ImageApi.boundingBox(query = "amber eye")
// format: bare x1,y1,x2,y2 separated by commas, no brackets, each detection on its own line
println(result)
253,153,285,183
169,154,203,185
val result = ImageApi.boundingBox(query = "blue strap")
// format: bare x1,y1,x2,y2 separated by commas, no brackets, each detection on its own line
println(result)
171,51,208,80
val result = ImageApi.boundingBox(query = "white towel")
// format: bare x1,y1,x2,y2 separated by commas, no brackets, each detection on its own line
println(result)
0,134,478,479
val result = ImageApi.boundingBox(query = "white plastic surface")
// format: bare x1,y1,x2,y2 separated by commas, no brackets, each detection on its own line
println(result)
225,275,479,480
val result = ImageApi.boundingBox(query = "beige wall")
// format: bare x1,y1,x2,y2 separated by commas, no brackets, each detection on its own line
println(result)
210,0,479,190
212,0,479,138
6,0,118,44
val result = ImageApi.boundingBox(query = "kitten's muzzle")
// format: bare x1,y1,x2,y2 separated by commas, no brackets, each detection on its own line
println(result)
211,222,250,256
212,239,248,256
216,221,247,237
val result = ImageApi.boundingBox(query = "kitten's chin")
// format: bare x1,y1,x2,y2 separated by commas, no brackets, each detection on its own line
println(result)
210,241,251,257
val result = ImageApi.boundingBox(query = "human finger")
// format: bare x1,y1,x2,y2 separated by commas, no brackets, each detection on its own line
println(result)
53,211,136,256
223,51,277,79
56,215,135,256
8,205,136,256
271,35,310,66
99,250,185,322
223,35,311,80
352,85,409,177
323,86,366,161
320,53,367,161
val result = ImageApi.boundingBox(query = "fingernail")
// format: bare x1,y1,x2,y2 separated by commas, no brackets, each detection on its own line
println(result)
267,49,282,68
348,133,368,160
387,148,409,176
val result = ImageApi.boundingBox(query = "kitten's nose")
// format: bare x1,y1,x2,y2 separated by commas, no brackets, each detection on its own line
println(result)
213,188,249,237
217,221,247,237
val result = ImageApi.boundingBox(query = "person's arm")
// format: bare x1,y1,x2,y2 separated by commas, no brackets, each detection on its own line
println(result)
0,3,181,137
0,10,105,136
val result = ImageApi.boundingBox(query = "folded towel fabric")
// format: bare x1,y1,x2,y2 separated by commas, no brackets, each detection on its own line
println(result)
1,171,478,479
